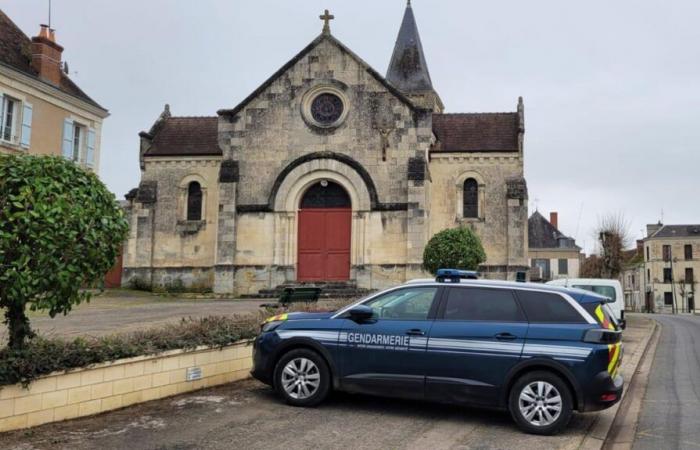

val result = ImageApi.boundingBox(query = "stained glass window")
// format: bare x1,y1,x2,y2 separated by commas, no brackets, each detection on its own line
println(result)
187,182,203,221
310,93,344,125
463,178,478,218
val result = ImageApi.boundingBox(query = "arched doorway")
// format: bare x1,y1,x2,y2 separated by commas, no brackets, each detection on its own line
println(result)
297,180,351,281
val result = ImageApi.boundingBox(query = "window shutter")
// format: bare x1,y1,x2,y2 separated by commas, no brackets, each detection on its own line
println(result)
86,128,96,167
0,95,6,140
61,118,74,159
20,103,33,149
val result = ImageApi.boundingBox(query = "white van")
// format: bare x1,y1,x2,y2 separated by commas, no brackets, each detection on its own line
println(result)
546,278,625,328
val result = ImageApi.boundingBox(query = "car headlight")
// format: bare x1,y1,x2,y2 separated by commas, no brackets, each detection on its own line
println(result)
261,320,283,333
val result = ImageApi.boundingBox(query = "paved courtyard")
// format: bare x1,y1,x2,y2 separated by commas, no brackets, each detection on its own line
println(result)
0,315,655,450
0,290,269,343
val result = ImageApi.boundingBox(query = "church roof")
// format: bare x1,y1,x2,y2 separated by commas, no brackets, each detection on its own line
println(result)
431,113,520,152
528,211,580,250
143,116,221,157
0,9,105,111
386,1,434,93
218,33,418,117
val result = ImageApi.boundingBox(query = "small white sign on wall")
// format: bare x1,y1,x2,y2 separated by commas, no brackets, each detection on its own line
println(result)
186,367,202,382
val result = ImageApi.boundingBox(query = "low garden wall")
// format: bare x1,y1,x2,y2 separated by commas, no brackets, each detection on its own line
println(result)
0,341,253,433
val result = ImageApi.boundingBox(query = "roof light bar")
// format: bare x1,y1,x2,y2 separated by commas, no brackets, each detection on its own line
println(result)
435,268,479,283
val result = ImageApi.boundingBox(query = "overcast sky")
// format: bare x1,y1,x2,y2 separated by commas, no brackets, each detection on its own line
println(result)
3,0,699,253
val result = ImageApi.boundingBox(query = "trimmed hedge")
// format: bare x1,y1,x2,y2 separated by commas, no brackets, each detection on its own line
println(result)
0,298,358,387
0,315,259,387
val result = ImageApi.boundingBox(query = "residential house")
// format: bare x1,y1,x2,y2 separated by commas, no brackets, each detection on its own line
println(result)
643,223,699,313
528,211,582,282
0,10,108,169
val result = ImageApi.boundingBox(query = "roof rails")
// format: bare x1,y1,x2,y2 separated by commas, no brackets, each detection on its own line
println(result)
435,268,480,283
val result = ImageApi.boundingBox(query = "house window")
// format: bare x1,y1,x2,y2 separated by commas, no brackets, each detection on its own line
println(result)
533,259,551,280
662,245,671,262
1,95,17,142
686,268,694,284
647,269,650,283
62,119,96,166
558,258,568,275
72,125,82,161
646,246,650,261
463,178,478,218
664,292,673,306
685,244,693,260
663,268,672,283
187,182,203,221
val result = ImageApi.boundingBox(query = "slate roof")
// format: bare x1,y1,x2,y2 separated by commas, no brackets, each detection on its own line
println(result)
386,2,433,93
431,113,520,153
648,225,700,239
143,116,221,157
0,9,105,111
528,211,580,250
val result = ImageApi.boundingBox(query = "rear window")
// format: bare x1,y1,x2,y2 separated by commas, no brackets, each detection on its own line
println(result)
442,288,525,322
515,290,587,323
573,285,616,301
583,303,619,330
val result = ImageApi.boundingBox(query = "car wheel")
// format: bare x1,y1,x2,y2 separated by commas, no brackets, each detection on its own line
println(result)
273,348,330,407
509,371,573,435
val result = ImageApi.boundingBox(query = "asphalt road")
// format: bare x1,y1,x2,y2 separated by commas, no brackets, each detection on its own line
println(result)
633,314,700,450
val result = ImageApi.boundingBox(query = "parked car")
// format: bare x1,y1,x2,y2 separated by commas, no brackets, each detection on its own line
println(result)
251,270,623,435
546,278,625,328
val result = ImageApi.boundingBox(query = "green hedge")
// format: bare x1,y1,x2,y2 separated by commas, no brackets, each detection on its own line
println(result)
0,315,259,387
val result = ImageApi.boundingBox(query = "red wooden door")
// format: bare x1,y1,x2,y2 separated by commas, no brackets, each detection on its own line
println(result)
298,208,351,281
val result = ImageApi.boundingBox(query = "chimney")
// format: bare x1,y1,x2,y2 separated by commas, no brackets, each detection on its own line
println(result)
549,212,559,229
646,222,662,237
31,24,64,86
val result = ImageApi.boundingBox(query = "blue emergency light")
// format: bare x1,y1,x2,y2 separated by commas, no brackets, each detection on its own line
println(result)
435,268,480,283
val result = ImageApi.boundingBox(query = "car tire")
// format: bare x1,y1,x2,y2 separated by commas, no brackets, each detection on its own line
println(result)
508,370,573,435
273,348,330,407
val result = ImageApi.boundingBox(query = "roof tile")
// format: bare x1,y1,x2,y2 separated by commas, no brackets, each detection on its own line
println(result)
144,117,221,157
431,113,519,153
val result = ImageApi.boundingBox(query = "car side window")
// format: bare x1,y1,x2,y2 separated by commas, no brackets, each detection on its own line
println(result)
516,290,586,323
442,287,525,322
363,287,438,320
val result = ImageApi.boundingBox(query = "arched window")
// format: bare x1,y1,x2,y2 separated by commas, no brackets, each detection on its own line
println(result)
463,178,479,218
187,181,203,221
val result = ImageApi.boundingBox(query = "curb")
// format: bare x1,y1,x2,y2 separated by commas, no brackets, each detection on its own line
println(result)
578,317,660,450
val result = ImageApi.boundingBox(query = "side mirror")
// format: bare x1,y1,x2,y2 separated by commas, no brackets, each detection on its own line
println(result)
348,305,374,322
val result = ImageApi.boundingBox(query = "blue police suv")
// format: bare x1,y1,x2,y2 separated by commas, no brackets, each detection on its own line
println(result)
251,270,623,435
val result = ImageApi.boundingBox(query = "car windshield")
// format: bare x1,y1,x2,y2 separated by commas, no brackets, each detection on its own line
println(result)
573,285,616,301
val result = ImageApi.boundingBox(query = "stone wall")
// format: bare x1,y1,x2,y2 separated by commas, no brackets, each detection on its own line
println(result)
428,152,527,279
0,342,253,433
122,157,222,291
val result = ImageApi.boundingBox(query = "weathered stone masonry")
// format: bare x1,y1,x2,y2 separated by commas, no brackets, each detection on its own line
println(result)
122,4,529,294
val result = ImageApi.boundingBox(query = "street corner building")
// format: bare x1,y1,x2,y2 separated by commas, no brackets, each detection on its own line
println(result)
122,3,530,296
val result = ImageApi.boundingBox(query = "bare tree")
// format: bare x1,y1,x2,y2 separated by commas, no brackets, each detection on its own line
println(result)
595,212,632,279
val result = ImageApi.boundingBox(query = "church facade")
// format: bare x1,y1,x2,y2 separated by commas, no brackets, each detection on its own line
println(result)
122,4,529,295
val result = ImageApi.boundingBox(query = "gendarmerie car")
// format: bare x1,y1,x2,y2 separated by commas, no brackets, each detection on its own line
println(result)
251,269,623,435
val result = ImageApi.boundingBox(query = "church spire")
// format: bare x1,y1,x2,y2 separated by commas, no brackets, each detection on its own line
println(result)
386,1,433,93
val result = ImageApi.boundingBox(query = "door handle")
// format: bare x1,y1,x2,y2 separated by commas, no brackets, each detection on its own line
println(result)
495,333,517,341
406,329,425,336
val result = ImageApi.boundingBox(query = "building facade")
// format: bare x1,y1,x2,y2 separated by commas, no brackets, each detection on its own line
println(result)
122,4,529,295
620,242,645,312
528,211,582,282
642,223,699,313
0,10,108,169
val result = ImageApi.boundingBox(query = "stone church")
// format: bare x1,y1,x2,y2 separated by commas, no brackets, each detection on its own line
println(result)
122,3,529,295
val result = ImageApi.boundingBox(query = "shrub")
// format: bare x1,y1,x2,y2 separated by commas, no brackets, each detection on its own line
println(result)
0,315,260,387
0,154,129,349
422,226,486,274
